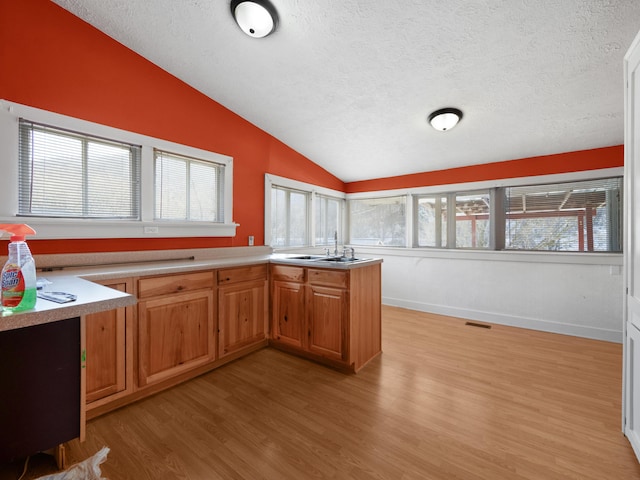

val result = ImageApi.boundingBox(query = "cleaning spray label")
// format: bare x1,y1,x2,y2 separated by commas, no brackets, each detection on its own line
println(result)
2,264,25,307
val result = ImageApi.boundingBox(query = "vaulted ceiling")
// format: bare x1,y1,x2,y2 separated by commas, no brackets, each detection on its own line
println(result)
52,1,640,182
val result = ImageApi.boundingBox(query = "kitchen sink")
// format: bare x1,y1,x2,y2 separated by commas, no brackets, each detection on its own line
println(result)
287,255,325,260
314,256,361,263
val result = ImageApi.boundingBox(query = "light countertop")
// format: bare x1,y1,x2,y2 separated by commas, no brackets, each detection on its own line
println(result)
0,276,135,332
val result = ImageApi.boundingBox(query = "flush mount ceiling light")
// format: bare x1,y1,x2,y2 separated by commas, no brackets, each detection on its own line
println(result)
230,0,279,38
428,108,463,131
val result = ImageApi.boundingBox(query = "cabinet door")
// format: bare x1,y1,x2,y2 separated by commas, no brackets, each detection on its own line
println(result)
271,280,306,349
218,280,268,357
85,282,128,404
138,289,214,386
307,284,347,361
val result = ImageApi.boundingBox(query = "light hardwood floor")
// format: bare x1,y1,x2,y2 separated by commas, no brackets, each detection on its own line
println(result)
8,306,640,479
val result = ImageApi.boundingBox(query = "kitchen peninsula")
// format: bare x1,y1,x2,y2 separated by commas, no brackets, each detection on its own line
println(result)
0,247,382,465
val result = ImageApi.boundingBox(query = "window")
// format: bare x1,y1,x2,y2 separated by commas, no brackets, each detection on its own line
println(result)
154,150,225,222
18,120,141,219
415,190,490,249
504,178,622,252
416,195,447,247
265,174,345,248
271,185,310,247
315,194,342,246
349,196,406,246
455,191,490,248
1,101,236,239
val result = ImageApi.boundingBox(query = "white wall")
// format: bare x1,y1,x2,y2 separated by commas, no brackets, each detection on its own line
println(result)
362,248,624,343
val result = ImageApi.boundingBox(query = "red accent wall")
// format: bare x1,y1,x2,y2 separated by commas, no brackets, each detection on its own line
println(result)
0,0,344,254
345,145,624,193
0,1,624,255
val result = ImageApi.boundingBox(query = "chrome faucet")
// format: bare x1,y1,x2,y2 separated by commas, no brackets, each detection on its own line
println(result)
343,246,355,259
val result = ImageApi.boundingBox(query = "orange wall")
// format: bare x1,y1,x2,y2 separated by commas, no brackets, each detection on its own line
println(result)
0,0,344,254
346,145,624,193
0,1,625,255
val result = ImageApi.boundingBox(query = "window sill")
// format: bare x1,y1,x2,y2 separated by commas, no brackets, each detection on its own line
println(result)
290,245,623,266
1,218,238,239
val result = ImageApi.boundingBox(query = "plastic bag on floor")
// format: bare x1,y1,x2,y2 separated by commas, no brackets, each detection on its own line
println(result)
35,447,109,480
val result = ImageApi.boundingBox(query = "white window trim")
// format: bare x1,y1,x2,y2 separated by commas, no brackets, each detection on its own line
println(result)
344,169,623,264
264,173,346,248
0,100,236,239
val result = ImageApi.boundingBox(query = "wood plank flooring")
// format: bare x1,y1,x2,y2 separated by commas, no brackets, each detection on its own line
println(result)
4,305,640,479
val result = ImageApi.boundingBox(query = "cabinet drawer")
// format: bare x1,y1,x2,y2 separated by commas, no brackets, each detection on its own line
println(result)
218,264,268,285
271,265,305,283
138,271,214,299
308,269,348,288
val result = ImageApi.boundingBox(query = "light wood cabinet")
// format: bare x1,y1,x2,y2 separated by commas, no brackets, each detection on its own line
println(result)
271,266,306,349
217,264,268,358
137,272,215,387
85,279,133,409
307,283,347,362
270,263,381,372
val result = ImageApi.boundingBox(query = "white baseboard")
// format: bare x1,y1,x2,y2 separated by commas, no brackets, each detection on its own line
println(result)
382,296,622,343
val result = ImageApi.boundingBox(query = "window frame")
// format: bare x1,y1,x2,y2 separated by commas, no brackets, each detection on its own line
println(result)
153,149,226,223
347,167,624,256
347,194,408,247
264,174,345,249
0,100,236,239
18,119,142,220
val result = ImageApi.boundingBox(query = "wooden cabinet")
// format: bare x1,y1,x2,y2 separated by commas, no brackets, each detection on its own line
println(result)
85,279,133,409
137,272,215,387
271,266,306,349
270,263,381,372
307,283,347,362
217,264,269,358
307,268,348,362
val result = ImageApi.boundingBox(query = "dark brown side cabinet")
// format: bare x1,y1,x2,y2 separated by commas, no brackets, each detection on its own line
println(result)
0,318,81,463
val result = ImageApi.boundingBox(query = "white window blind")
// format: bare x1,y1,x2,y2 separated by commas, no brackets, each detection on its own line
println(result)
154,150,225,222
18,119,141,219
315,194,342,246
349,196,406,247
270,185,309,247
504,177,622,252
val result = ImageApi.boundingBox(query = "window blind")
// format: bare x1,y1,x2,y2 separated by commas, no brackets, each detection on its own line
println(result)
154,150,225,222
504,177,622,252
18,119,141,219
270,185,309,247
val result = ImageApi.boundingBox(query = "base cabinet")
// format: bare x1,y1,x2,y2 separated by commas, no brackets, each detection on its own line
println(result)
137,272,215,387
217,265,269,358
308,283,347,362
85,279,133,410
271,266,306,349
270,263,381,372
82,260,379,422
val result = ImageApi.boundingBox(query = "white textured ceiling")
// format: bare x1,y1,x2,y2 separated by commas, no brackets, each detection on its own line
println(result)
51,0,640,182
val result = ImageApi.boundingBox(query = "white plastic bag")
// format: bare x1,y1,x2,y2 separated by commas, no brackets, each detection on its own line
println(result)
35,447,109,480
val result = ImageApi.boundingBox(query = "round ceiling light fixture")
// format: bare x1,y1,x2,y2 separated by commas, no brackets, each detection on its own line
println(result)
428,108,463,131
230,0,279,38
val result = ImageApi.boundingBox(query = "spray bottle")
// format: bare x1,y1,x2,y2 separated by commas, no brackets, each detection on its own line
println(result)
0,224,37,313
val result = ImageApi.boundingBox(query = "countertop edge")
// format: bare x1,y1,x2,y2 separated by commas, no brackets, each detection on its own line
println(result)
0,276,136,332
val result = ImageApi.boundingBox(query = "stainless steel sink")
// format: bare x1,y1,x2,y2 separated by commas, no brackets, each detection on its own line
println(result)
287,255,325,260
314,256,361,263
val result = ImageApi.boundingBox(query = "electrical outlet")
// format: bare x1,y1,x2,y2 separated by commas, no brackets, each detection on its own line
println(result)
248,235,254,246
